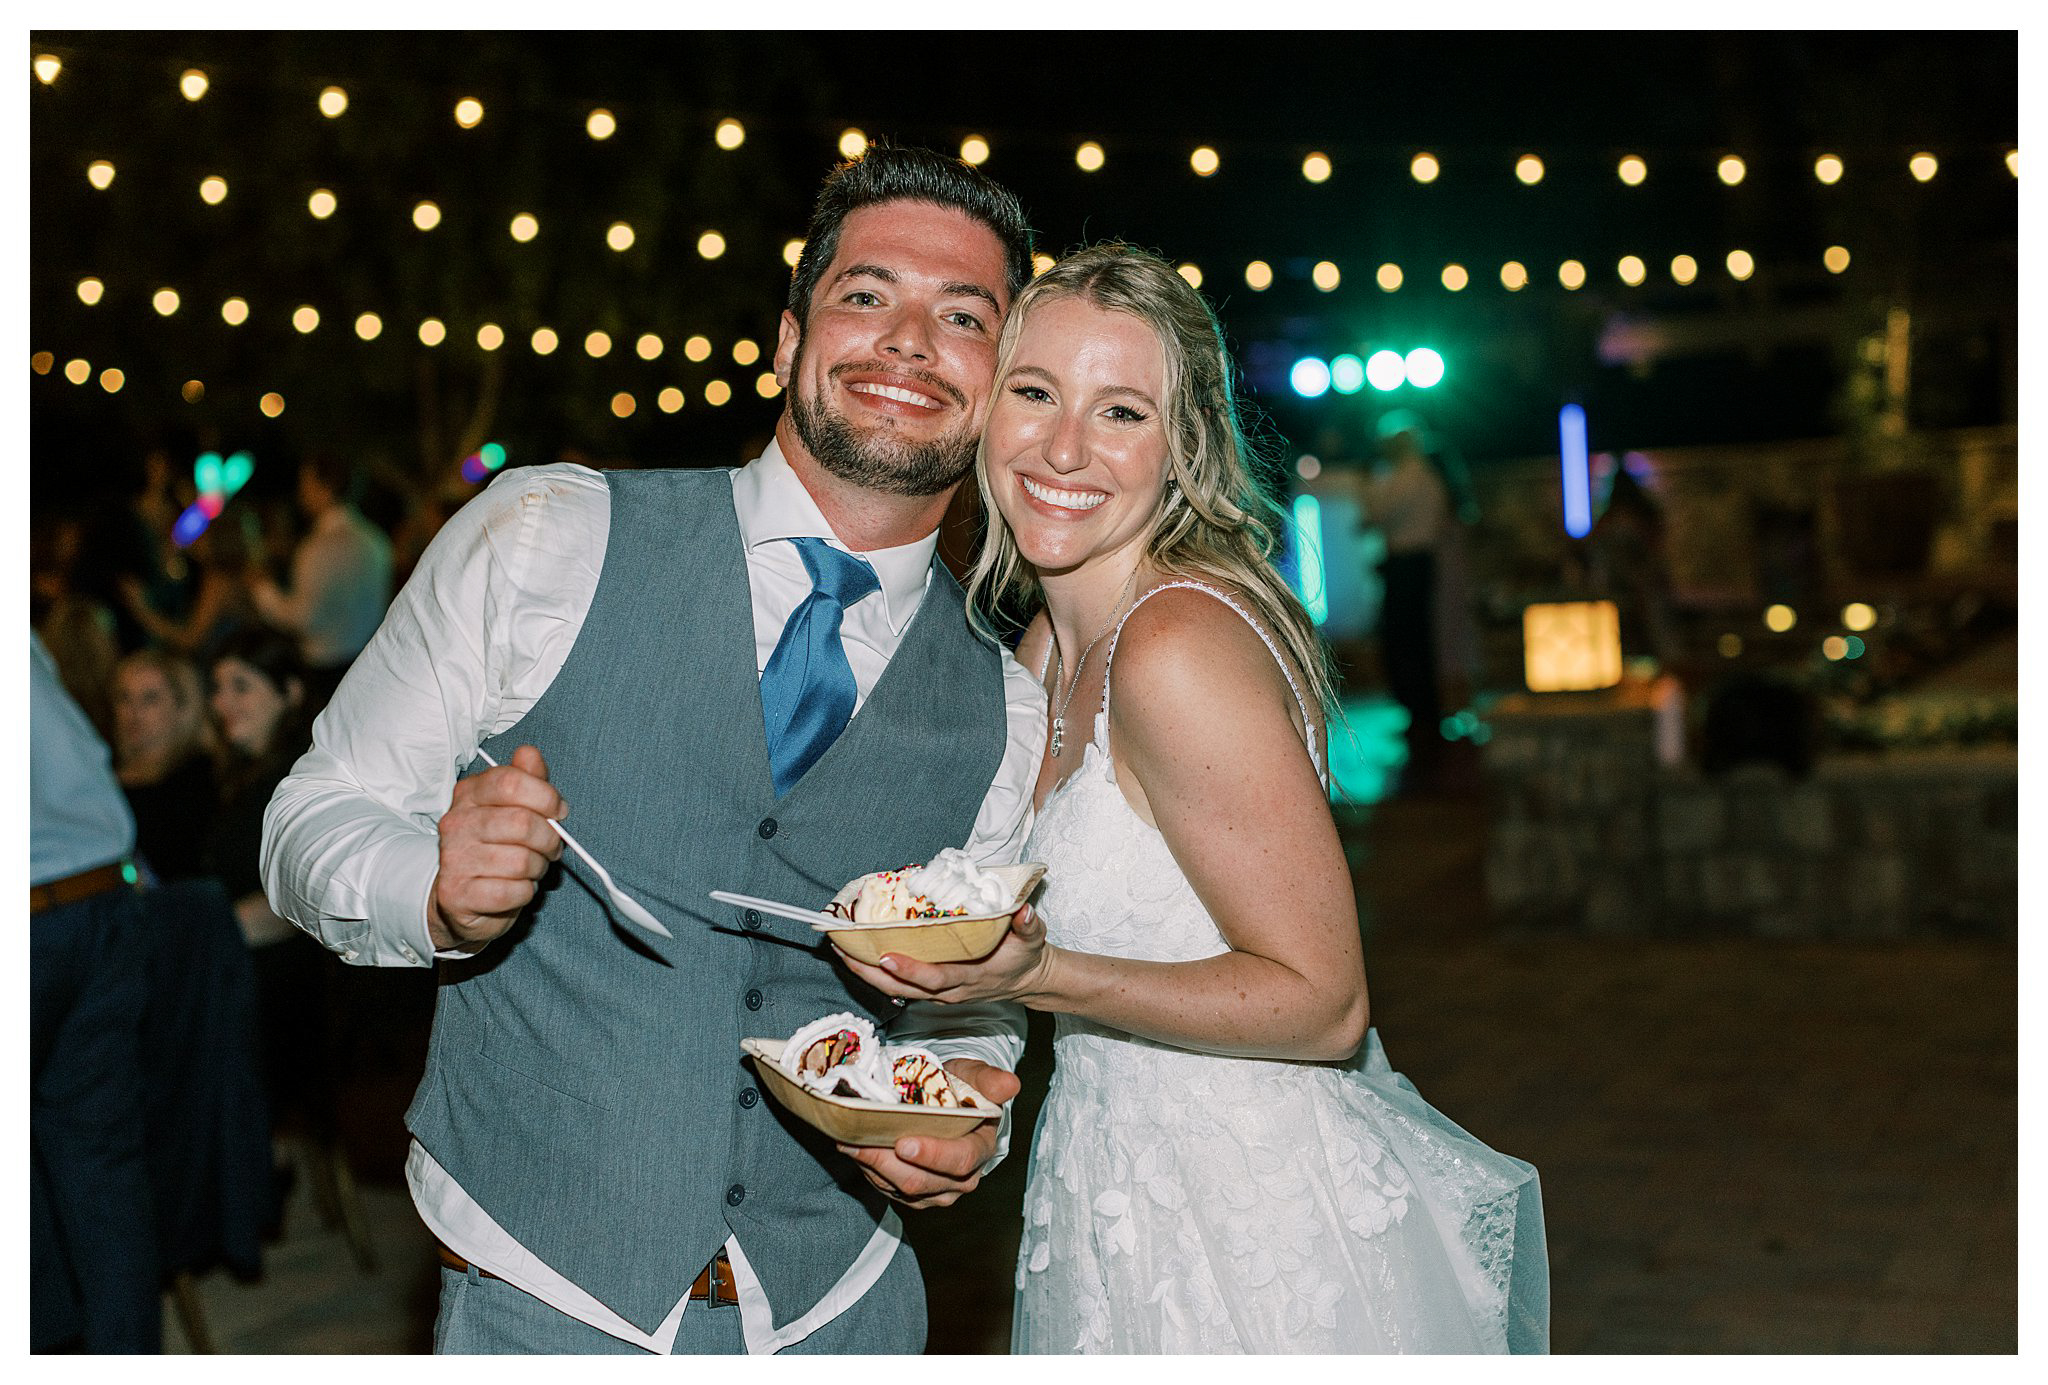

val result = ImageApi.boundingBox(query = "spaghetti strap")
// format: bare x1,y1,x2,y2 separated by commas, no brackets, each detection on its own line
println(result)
1098,579,1324,784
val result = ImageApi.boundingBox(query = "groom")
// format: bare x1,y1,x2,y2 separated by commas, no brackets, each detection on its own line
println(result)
261,146,1044,1353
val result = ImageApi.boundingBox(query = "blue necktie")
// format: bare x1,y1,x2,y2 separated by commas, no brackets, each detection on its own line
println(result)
760,536,881,798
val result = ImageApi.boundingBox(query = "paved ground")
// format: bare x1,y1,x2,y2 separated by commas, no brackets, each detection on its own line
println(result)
161,762,2018,1354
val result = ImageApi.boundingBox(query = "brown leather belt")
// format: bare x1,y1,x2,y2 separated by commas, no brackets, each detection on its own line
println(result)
435,1240,741,1307
29,860,136,916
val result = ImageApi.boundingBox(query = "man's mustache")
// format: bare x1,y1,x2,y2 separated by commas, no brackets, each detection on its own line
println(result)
827,362,967,412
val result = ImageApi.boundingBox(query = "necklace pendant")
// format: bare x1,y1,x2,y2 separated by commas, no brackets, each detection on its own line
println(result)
1050,716,1065,758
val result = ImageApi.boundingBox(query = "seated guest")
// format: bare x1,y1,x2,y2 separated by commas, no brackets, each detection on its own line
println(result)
113,649,218,885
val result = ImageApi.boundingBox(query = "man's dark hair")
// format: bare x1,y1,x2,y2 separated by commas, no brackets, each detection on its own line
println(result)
786,143,1035,328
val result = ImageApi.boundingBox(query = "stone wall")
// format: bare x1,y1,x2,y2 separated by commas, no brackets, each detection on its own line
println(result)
1483,685,2016,939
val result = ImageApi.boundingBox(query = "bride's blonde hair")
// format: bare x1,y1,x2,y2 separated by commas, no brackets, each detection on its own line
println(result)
966,242,1338,720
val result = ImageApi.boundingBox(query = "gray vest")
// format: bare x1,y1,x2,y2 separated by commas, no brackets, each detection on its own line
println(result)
406,468,1007,1336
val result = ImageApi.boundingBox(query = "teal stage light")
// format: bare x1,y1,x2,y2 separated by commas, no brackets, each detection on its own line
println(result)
1329,354,1366,394
1404,347,1446,388
1290,357,1332,398
1365,349,1406,391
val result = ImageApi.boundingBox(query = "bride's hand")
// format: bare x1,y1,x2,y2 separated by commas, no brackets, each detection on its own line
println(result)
833,904,1055,1007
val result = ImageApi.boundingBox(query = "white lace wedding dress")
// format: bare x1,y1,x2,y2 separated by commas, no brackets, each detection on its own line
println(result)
1011,582,1549,1354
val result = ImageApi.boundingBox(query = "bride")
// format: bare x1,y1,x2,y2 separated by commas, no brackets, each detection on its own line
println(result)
836,244,1548,1353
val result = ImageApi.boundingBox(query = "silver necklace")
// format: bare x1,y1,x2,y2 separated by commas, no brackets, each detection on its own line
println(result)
1048,569,1140,758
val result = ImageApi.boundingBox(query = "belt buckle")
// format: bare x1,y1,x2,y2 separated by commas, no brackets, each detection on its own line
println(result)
707,1249,738,1309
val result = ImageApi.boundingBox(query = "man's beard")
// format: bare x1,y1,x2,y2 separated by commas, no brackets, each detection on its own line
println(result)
787,356,978,498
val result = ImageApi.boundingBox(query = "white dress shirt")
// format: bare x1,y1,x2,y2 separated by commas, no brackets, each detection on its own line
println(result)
251,502,395,667
261,441,1043,1352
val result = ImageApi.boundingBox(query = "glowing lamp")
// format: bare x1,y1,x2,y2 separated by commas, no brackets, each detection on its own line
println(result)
1522,601,1623,692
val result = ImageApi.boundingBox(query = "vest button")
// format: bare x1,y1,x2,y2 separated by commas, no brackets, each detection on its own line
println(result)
742,910,763,931
738,1087,759,1108
744,989,764,1011
726,1183,746,1207
757,817,778,839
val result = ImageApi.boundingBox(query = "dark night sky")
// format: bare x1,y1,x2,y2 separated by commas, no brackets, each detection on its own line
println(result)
29,30,2017,504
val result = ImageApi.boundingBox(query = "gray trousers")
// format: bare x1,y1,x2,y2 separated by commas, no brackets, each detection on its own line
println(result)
432,1242,927,1354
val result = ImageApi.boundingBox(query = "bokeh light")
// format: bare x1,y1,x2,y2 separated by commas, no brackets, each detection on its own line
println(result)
732,339,761,366
1190,146,1220,177
1290,357,1331,398
153,288,181,316
1718,154,1747,186
1329,354,1366,394
1365,350,1406,391
1909,151,1939,182
1440,263,1469,292
611,392,635,418
1824,245,1851,274
585,331,612,358
260,391,285,417
65,358,91,385
1032,253,1055,277
697,231,727,260
1177,263,1203,289
1312,261,1341,291
1670,254,1699,285
292,305,319,333
1500,261,1529,291
418,318,446,346
1822,636,1849,661
180,68,209,101
221,297,248,325
960,135,989,165
530,328,559,355
716,118,746,150
1404,348,1446,388
1618,255,1647,286
1726,249,1756,281
77,277,103,306
100,367,125,393
199,175,228,205
755,372,781,398
510,212,538,242
87,160,115,190
1842,602,1877,631
1618,154,1648,185
658,386,685,413
34,54,62,84
1765,604,1797,633
636,333,663,361
586,108,616,140
181,379,204,403
477,323,504,351
454,97,484,128
705,380,733,406
1815,153,1844,184
1301,152,1332,183
308,188,338,219
32,351,54,374
1558,260,1587,290
2005,148,2018,178
1075,141,1105,172
318,85,348,117
683,335,712,362
1410,152,1440,183
783,238,805,267
413,201,442,231
1514,154,1545,185
355,312,382,340
606,222,634,252
1375,263,1402,292
1718,634,1743,658
1244,260,1273,290
839,129,868,159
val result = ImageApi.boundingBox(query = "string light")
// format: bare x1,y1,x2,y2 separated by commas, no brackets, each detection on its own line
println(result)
153,288,181,316
1617,255,1647,286
1312,261,1340,291
221,297,249,325
34,54,61,84
77,277,103,306
636,333,663,360
418,318,446,346
1558,259,1587,290
1717,155,1747,186
32,351,54,374
697,231,726,260
180,68,209,101
1500,261,1529,291
2006,148,2018,178
755,373,781,398
960,135,989,165
477,323,504,351
732,339,760,366
292,305,319,334
586,108,616,140
1824,245,1851,274
1726,249,1756,281
531,328,559,355
510,212,538,242
1441,263,1469,292
716,118,746,150
1842,602,1877,631
584,331,612,358
1244,260,1273,290
454,97,484,129
1411,152,1440,183
839,128,868,159
1515,154,1545,185
1618,155,1648,185
1190,146,1220,177
355,312,382,340
181,380,204,403
1909,151,1939,182
308,188,338,219
1177,263,1203,289
1301,152,1332,183
1075,141,1105,172
782,239,804,267
1765,604,1796,632
658,386,684,412
705,380,733,406
413,201,442,231
1032,253,1055,277
87,160,115,190
65,358,91,385
1375,262,1402,292
611,392,635,418
260,392,286,417
1815,153,1844,184
318,85,348,117
683,335,712,362
100,367,125,393
1670,254,1699,285
607,222,634,252
199,175,228,205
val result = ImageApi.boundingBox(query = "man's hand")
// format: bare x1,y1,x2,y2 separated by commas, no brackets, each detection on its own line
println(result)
427,744,567,953
836,1059,1022,1209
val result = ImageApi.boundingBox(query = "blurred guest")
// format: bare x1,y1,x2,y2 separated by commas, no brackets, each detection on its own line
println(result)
113,649,218,886
249,452,394,707
121,507,262,666
205,628,334,1149
32,518,123,742
1364,412,1453,780
1586,467,1678,667
124,445,195,623
30,632,161,1353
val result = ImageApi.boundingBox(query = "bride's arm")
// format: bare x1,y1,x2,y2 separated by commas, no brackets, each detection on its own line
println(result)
846,593,1369,1063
